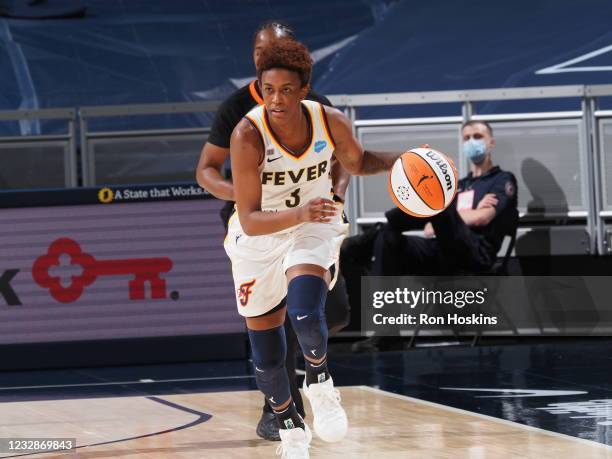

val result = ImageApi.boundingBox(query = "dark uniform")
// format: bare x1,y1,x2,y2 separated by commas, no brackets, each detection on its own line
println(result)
372,166,518,276
205,80,349,421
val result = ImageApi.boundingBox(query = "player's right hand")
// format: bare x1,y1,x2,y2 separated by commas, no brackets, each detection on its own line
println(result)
297,197,338,223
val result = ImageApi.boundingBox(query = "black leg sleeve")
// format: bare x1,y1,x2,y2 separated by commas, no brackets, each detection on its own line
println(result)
260,317,304,417
284,317,305,418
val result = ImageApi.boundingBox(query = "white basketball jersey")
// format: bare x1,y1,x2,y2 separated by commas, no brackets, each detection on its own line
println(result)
244,100,335,216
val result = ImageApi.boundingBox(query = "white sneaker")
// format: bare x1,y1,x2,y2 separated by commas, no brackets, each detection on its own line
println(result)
302,377,348,442
276,424,312,459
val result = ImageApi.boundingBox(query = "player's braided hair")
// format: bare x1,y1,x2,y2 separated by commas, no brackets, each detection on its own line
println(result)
256,39,313,88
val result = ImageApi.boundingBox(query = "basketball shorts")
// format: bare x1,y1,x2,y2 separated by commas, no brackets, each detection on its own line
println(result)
223,211,349,317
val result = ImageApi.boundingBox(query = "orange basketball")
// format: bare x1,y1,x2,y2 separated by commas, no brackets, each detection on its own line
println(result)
388,148,458,218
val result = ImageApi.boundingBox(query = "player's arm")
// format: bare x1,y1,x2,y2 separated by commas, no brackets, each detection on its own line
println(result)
330,156,350,201
231,120,337,236
325,107,400,175
309,93,351,199
195,100,237,200
195,142,234,201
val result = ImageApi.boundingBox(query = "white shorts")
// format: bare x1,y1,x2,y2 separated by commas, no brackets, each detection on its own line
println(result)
223,210,349,317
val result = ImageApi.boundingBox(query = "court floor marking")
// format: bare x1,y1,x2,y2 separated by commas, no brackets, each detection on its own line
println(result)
360,385,612,450
0,375,255,391
3,396,213,458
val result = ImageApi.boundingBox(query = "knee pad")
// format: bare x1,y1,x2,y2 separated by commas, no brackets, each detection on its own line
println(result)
287,275,329,360
248,325,291,410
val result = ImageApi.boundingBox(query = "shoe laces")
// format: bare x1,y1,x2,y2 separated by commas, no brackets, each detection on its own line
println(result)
314,386,343,415
275,433,309,459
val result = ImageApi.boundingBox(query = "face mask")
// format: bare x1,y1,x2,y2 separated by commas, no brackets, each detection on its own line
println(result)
463,139,487,164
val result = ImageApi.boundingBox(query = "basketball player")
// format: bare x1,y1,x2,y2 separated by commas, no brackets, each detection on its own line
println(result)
226,39,402,457
195,21,350,442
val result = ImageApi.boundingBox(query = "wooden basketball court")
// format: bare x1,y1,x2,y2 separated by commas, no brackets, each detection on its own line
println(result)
2,386,609,458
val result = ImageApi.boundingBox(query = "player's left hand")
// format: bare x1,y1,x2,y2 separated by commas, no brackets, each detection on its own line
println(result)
297,197,338,223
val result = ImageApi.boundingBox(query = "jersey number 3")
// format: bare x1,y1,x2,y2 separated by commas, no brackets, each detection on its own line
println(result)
285,188,301,208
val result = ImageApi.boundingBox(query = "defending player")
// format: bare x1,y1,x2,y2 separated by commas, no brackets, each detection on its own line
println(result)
227,39,401,458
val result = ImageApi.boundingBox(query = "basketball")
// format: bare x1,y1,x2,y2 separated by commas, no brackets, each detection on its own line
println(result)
388,147,458,218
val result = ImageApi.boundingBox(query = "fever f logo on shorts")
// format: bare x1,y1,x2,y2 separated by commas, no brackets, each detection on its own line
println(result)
238,279,256,306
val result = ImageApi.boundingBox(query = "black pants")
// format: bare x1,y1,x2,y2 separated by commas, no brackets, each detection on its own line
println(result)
372,203,494,276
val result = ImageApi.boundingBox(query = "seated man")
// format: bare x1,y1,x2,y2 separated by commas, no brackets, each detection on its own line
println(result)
348,120,518,351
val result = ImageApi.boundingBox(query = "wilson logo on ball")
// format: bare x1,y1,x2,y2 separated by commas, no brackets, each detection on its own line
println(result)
388,148,458,218
425,149,454,192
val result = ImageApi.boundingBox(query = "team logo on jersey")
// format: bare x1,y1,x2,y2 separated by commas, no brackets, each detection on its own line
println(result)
314,140,327,153
238,279,256,306
261,160,328,186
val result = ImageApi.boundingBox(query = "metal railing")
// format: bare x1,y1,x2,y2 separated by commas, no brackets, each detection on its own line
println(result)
1,84,611,253
0,107,77,188
79,101,219,186
330,84,612,255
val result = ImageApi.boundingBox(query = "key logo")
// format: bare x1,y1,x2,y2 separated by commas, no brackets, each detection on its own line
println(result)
32,238,173,303
238,279,256,306
314,140,327,153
